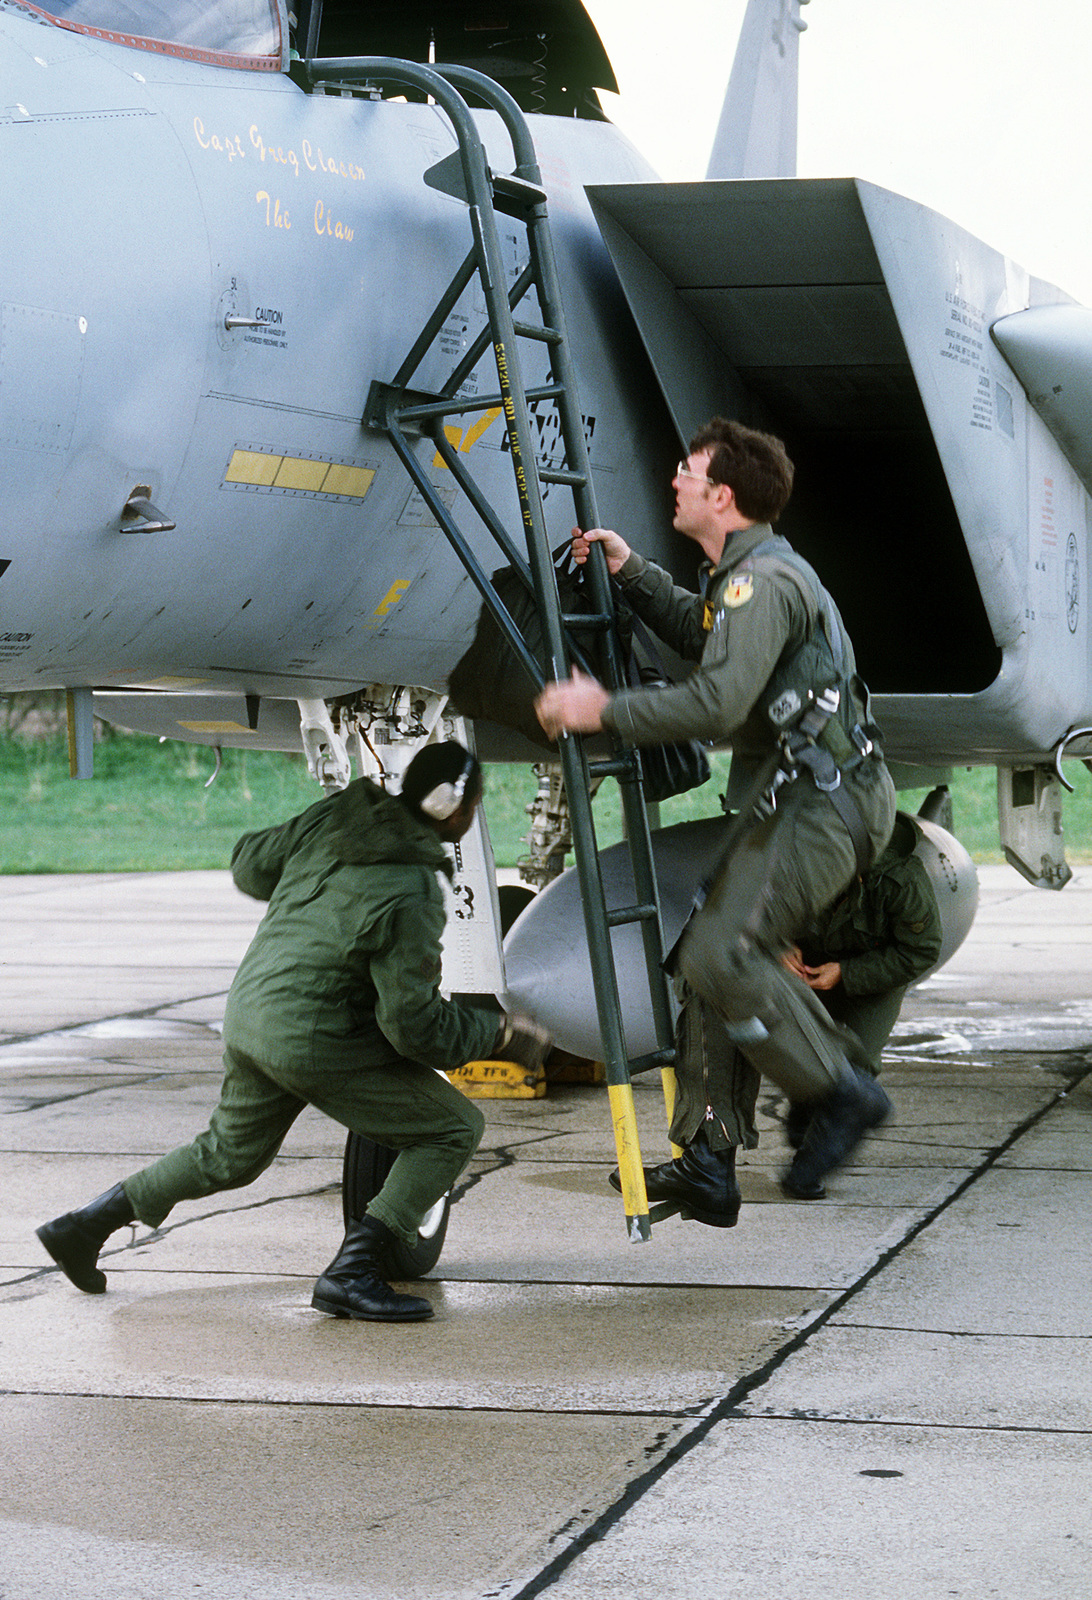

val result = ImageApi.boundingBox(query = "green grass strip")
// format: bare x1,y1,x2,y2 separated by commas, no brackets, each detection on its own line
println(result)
0,732,1089,873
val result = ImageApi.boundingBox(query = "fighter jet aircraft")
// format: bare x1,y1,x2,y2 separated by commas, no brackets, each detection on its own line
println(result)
0,0,1085,1041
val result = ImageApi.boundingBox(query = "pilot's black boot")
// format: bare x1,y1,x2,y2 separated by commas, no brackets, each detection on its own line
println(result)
609,1130,742,1227
36,1182,135,1294
781,1066,892,1199
311,1215,434,1323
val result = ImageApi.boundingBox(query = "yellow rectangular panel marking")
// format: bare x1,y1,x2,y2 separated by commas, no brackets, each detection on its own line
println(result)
225,449,281,486
273,456,329,492
178,720,252,734
322,462,375,498
225,450,376,498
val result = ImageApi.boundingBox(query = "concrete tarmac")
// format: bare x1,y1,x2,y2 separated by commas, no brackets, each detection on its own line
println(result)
1,865,1090,1599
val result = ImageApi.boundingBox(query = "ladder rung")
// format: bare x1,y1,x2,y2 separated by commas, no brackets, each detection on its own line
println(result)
561,610,611,629
512,320,562,344
540,467,586,487
628,1048,677,1075
605,902,658,928
391,382,562,427
587,754,638,779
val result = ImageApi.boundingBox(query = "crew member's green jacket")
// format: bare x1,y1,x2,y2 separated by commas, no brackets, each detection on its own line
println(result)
798,813,942,996
222,779,499,1073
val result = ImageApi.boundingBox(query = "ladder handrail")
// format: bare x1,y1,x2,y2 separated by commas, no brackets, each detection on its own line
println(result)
429,67,677,1072
307,54,679,1239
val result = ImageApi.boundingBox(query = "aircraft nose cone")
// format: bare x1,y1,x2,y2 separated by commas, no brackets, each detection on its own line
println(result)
501,817,729,1060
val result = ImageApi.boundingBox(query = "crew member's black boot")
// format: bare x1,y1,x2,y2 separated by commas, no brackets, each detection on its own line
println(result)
36,1182,136,1293
609,1131,742,1227
311,1215,434,1322
781,1067,892,1199
784,1101,812,1152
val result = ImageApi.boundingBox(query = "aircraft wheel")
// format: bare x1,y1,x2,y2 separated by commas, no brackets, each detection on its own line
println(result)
341,1134,450,1278
498,882,535,936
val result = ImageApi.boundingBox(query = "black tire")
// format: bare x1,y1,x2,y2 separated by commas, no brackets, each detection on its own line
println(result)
498,883,535,936
341,1134,450,1278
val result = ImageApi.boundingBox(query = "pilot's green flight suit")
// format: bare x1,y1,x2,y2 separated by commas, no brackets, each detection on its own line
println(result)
602,523,896,1148
123,780,497,1248
680,809,945,1154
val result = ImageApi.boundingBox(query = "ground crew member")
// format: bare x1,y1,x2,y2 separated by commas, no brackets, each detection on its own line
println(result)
36,742,549,1322
780,808,943,1191
536,417,897,1222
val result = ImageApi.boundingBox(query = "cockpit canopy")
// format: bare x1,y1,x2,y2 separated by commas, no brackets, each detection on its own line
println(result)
295,0,617,117
12,0,282,69
14,1,618,112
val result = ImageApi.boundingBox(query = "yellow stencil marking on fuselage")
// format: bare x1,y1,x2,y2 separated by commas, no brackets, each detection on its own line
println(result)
323,463,375,497
226,450,281,487
432,406,502,469
461,405,503,449
433,425,462,470
374,580,411,617
224,450,375,500
178,720,252,733
273,456,328,492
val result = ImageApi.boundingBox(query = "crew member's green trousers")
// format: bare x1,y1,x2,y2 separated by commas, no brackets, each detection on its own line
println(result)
819,985,905,1075
668,977,905,1153
673,758,896,1145
123,1045,485,1249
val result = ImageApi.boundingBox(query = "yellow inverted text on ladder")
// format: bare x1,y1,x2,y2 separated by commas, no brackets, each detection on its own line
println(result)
432,406,503,470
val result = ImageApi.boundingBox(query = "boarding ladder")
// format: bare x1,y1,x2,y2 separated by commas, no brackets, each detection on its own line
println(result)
301,53,679,1239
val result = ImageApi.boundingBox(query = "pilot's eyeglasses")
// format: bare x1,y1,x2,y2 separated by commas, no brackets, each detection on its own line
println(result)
676,460,714,485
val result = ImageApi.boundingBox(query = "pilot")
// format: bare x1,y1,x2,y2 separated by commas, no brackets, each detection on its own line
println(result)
779,808,943,1192
36,742,550,1322
535,417,897,1224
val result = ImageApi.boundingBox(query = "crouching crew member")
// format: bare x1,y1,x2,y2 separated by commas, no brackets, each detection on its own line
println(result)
780,808,942,1191
36,742,550,1322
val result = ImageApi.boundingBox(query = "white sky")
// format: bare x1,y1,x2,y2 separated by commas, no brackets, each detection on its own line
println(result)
586,0,1092,306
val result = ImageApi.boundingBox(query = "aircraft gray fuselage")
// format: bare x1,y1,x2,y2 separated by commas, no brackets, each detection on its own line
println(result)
3,7,1092,777
0,10,670,713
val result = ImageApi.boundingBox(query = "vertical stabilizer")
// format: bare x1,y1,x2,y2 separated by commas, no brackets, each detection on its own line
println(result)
705,0,810,179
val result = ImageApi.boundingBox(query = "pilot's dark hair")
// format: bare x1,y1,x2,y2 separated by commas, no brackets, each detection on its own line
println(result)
399,741,482,823
689,417,794,523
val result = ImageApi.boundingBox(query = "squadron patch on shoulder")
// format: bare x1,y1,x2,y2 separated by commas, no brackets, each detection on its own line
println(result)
724,573,754,608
